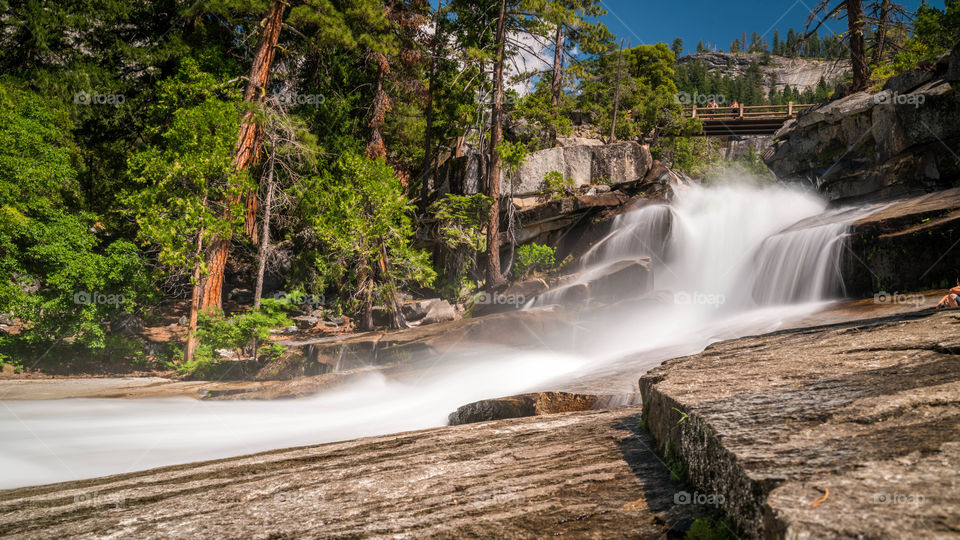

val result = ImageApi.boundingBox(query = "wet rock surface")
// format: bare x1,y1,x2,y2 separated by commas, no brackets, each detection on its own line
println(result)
842,187,960,297
0,408,713,539
639,309,960,538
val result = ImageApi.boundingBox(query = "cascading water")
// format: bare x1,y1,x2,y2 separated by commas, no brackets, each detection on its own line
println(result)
0,181,879,490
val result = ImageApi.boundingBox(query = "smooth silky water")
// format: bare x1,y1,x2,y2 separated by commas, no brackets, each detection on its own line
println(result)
0,181,880,489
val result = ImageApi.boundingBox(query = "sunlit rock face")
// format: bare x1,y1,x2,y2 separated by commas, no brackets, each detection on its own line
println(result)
766,45,960,205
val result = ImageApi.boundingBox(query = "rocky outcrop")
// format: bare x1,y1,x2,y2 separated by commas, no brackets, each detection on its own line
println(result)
679,52,850,95
765,48,960,204
526,258,653,309
439,141,653,198
0,408,714,538
842,187,960,297
639,309,960,538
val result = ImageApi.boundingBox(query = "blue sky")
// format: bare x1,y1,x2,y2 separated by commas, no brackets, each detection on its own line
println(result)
593,0,945,55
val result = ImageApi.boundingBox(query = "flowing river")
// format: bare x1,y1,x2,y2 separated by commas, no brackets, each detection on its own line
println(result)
0,181,880,489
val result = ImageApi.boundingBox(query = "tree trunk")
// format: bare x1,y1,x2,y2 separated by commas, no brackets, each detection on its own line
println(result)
253,151,276,310
419,5,443,215
184,198,207,363
201,0,286,312
872,0,891,65
485,0,508,288
846,0,869,90
549,23,564,145
609,39,626,142
366,55,390,160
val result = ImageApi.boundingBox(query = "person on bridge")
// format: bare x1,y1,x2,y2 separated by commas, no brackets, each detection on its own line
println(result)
730,99,739,113
935,279,960,309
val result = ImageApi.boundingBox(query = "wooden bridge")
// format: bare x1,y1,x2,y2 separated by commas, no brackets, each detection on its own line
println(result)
683,102,814,136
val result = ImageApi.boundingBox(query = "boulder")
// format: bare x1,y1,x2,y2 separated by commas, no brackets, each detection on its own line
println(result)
447,392,602,425
555,137,603,147
439,141,653,197
421,299,457,325
590,141,652,187
584,258,653,304
401,299,440,321
292,315,319,331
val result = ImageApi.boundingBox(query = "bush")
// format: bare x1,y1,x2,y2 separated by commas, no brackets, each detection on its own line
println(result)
429,193,493,300
514,243,557,278
540,170,575,201
170,299,292,377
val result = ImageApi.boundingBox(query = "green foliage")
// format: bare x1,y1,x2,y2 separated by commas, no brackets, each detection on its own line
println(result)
578,43,682,142
0,81,152,364
497,140,530,172
299,151,435,315
685,518,738,540
429,193,493,301
540,170,575,200
170,300,291,376
126,59,249,274
874,1,960,78
431,194,493,254
514,243,558,279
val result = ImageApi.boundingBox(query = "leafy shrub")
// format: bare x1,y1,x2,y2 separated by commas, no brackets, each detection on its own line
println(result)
540,170,575,201
429,193,493,300
171,299,291,377
514,243,557,278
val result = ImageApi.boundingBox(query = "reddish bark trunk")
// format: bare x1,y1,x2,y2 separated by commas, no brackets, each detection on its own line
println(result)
201,0,286,312
485,0,507,288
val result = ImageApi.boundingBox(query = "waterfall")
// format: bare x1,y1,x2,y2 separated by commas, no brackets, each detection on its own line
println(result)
0,181,882,490
534,183,862,309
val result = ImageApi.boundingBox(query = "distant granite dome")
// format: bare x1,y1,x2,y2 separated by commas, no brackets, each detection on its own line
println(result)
678,51,851,94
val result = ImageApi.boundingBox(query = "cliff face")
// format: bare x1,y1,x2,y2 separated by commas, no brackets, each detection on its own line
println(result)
678,52,850,94
765,47,960,205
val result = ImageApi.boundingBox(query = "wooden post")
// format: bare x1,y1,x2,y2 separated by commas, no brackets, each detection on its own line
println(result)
738,103,744,120
788,101,794,116
691,106,697,118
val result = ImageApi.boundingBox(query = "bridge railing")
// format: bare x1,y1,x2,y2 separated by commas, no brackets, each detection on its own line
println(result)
682,102,814,121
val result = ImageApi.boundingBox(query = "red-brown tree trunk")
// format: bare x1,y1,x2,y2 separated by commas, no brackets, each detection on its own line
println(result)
201,0,286,312
485,0,507,288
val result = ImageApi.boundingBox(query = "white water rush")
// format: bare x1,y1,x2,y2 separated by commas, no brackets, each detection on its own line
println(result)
0,181,878,489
